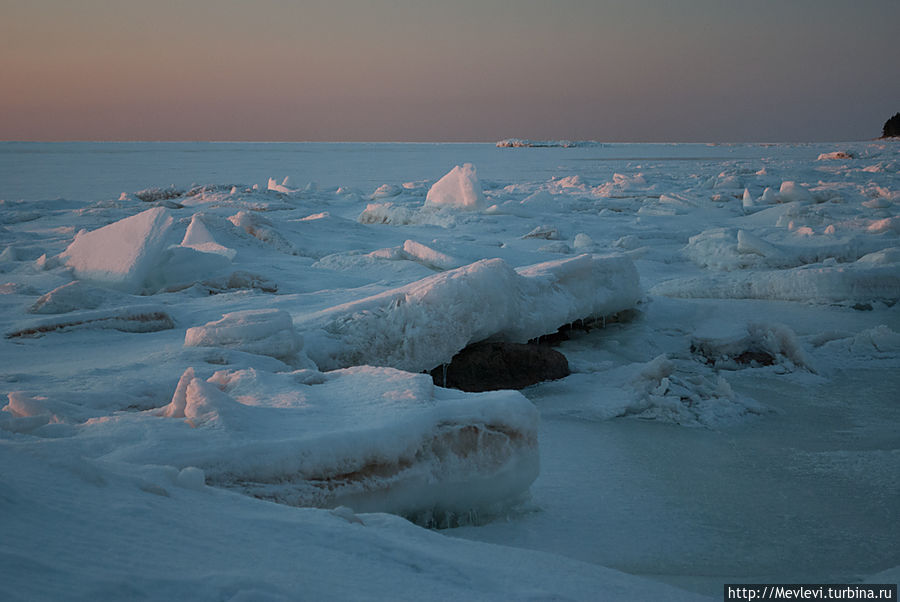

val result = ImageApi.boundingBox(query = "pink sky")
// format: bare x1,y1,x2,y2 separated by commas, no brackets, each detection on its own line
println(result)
2,0,898,142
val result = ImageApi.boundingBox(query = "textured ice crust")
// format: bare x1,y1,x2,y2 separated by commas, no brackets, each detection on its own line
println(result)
301,253,641,372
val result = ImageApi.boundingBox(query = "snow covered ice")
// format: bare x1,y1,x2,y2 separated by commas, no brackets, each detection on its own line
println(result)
1,140,899,600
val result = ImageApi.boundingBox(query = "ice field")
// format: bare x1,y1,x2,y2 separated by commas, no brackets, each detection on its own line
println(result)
1,140,898,599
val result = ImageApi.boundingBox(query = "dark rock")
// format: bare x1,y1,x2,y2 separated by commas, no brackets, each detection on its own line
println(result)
529,310,638,347
733,350,776,367
135,186,185,203
691,342,777,368
430,341,570,392
882,112,900,138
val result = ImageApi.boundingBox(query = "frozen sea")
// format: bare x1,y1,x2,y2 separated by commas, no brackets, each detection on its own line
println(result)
1,141,898,600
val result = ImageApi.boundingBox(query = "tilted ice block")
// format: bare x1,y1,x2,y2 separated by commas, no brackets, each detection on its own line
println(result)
62,207,174,293
401,239,463,271
181,213,237,260
300,253,641,372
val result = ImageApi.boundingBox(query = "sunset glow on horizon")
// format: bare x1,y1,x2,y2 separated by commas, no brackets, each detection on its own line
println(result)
2,0,898,143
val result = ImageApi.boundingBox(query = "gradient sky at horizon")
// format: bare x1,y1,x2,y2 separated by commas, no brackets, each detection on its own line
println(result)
2,0,898,143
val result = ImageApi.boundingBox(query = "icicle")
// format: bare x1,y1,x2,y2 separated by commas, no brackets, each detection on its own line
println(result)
442,363,448,388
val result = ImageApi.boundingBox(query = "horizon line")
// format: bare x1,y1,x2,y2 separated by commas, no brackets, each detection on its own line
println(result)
0,137,888,145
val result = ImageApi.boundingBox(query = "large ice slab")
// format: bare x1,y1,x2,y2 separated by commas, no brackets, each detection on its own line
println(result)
300,253,641,372
180,213,237,260
62,207,174,293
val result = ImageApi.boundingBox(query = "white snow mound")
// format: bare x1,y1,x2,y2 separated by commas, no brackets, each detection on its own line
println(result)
181,213,238,260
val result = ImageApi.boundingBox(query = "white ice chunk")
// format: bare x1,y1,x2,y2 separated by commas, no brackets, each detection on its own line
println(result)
736,229,784,259
147,245,233,292
817,151,854,160
692,322,816,372
866,217,900,233
778,181,814,204
401,239,463,271
267,177,297,194
573,233,596,251
851,325,900,353
593,173,646,197
742,188,755,212
759,187,778,205
228,210,297,254
862,197,893,209
522,225,563,240
176,467,206,490
522,190,560,209
540,355,765,427
627,355,766,425
62,207,174,293
425,164,486,211
0,245,18,263
184,309,302,362
687,226,888,271
181,214,237,260
371,183,403,199
358,202,417,225
485,191,563,217
857,247,900,264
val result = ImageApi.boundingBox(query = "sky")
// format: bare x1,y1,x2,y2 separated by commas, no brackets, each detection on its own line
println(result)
2,0,898,143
